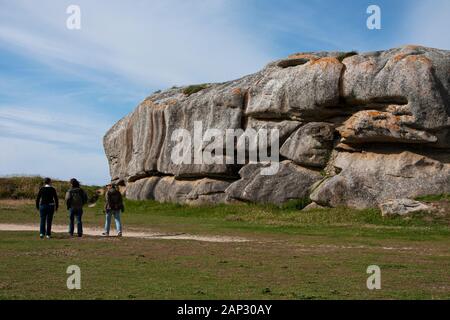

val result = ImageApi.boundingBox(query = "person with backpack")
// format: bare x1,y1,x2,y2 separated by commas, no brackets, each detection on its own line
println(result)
65,178,88,237
102,183,124,237
36,177,59,239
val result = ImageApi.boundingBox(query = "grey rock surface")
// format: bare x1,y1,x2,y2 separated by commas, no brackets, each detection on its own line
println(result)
338,110,438,144
379,199,433,217
342,45,450,131
105,45,450,207
225,161,322,205
310,149,450,209
126,176,230,204
281,122,335,168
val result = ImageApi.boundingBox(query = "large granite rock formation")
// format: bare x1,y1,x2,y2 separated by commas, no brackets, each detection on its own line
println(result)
104,45,450,209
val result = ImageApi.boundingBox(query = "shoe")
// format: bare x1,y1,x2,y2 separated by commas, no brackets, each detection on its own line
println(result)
46,235,51,239
117,232,122,237
40,234,44,239
69,233,74,237
78,234,83,238
101,232,109,236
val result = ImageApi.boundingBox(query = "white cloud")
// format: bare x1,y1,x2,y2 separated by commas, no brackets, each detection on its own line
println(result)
0,1,275,185
0,0,272,87
0,105,112,185
0,106,110,151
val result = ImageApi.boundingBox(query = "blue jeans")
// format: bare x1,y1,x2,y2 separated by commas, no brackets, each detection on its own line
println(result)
39,204,55,236
69,208,83,236
105,210,122,234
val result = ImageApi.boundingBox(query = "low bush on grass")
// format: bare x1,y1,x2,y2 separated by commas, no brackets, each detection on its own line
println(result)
0,176,101,201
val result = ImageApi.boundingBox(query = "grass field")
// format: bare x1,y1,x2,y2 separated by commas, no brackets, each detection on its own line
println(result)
0,198,449,300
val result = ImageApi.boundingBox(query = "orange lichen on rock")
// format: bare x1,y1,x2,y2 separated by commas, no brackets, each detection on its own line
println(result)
309,57,341,69
367,110,384,117
142,99,167,110
164,99,179,106
287,53,318,61
231,88,242,96
392,53,409,63
405,55,432,66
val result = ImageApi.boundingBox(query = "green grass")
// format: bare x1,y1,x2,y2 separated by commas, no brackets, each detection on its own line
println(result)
1,198,449,240
0,199,449,299
183,84,209,96
0,175,101,201
0,231,448,300
415,194,450,202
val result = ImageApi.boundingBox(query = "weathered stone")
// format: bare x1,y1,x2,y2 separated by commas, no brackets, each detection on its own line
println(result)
235,118,302,158
245,118,302,145
226,161,322,205
125,175,230,204
302,202,325,211
310,150,450,209
153,177,230,204
246,57,344,120
281,122,335,167
152,177,195,203
338,110,437,144
342,45,450,131
125,176,161,200
104,82,250,182
379,199,433,217
185,178,231,205
156,84,246,178
104,46,450,207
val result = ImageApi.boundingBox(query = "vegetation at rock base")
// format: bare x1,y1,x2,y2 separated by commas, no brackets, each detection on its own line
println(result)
415,194,450,202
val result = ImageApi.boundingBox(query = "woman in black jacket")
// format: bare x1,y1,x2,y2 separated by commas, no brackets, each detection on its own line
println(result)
35,177,59,239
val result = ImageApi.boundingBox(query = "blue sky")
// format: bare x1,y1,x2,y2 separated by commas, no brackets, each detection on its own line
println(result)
1,0,449,185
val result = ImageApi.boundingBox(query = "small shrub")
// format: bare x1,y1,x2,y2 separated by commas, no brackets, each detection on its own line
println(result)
337,51,358,62
183,84,208,96
0,176,101,201
280,198,312,210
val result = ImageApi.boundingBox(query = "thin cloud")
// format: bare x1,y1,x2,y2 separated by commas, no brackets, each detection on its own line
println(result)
402,0,450,49
0,106,109,152
0,0,272,87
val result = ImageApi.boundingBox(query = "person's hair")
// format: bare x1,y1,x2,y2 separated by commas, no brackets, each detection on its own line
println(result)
44,177,52,185
111,183,117,189
70,178,80,188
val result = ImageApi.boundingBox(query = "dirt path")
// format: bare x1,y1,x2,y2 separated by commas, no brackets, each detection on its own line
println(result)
0,223,250,243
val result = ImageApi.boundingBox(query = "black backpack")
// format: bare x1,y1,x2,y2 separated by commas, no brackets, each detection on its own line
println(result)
108,189,122,211
70,189,85,209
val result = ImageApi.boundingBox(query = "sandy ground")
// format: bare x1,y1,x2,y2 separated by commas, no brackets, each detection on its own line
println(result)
0,223,250,243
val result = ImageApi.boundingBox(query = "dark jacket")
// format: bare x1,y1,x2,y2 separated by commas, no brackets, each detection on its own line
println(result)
105,188,124,212
36,185,59,210
65,187,88,210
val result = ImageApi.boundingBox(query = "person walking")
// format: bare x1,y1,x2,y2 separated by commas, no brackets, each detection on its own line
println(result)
102,184,124,237
65,178,88,237
35,177,59,239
